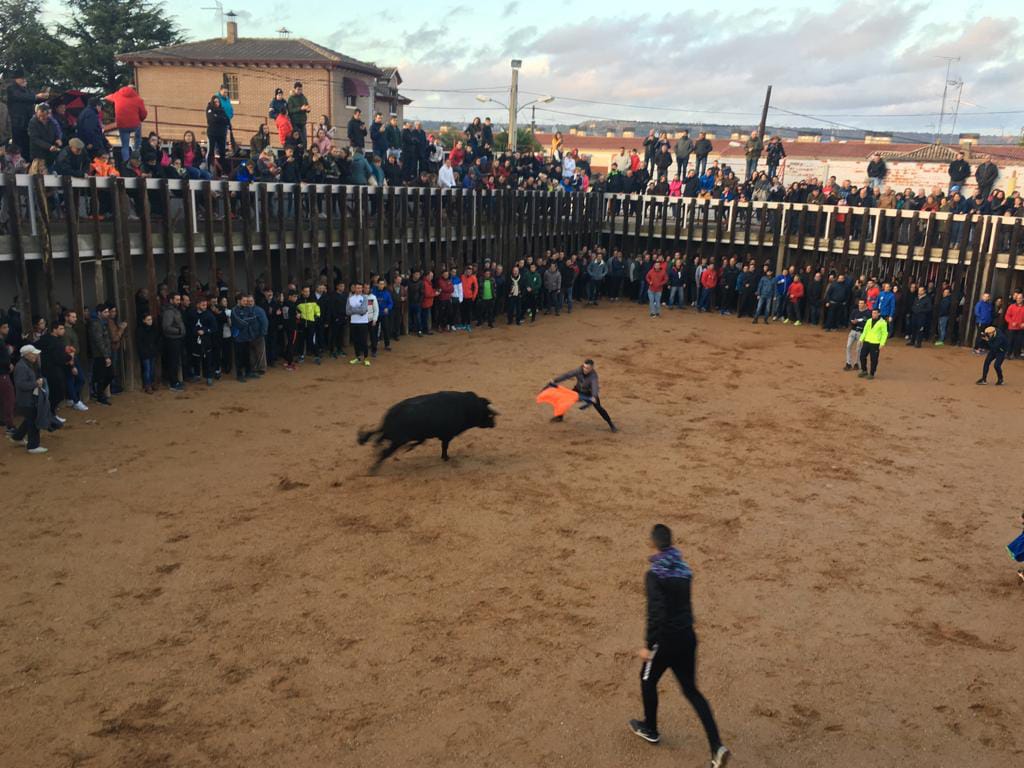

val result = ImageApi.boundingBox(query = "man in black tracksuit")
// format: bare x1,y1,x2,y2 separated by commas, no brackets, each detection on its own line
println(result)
547,358,617,432
629,524,730,768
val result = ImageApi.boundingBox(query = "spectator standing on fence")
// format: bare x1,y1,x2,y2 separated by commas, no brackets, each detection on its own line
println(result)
287,82,311,143
216,83,236,149
948,151,970,193
765,136,785,180
743,130,762,180
866,153,887,192
347,107,366,151
104,83,147,164
205,95,230,173
27,103,59,173
673,130,692,180
268,88,291,145
5,69,49,159
975,158,998,200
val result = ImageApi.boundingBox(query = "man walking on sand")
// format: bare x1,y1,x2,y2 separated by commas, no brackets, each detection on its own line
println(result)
629,524,730,768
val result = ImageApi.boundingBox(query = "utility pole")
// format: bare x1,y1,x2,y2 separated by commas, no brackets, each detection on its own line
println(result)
935,56,960,143
531,103,536,135
509,59,522,153
757,85,772,142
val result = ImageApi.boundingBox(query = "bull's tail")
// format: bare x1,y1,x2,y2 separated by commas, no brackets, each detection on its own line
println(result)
357,427,381,445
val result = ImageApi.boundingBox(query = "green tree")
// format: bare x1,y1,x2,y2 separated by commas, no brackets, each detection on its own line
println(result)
493,128,542,153
0,0,69,88
56,0,184,92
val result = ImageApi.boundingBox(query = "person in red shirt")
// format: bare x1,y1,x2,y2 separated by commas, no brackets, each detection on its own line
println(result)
419,271,436,336
104,84,148,164
865,278,880,311
1006,291,1024,358
698,265,718,312
461,266,479,326
435,269,454,332
785,275,805,325
645,259,669,317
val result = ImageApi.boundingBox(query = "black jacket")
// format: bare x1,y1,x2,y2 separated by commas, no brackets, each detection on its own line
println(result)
6,83,39,131
347,117,367,149
136,324,160,359
27,116,58,162
867,159,887,178
694,138,712,158
53,147,88,177
976,162,998,187
948,159,970,183
645,569,693,648
206,103,229,137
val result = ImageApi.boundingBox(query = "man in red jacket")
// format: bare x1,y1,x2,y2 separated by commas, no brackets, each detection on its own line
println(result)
645,258,669,317
104,84,148,164
1005,291,1024,359
698,264,718,312
461,266,479,326
785,276,805,326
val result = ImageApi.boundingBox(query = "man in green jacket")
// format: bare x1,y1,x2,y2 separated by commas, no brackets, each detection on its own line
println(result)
524,263,543,322
858,308,888,379
286,82,311,142
744,130,763,181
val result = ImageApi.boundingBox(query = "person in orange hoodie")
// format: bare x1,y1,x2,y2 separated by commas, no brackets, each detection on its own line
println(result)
698,263,718,312
104,84,148,164
461,266,478,326
785,275,805,326
419,270,436,336
645,258,669,317
1005,291,1024,359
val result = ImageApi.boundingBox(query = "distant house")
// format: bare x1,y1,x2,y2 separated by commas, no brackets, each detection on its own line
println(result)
375,67,411,120
117,20,410,147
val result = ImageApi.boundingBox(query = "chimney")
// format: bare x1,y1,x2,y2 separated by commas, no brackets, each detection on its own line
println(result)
796,132,822,143
226,20,238,44
864,132,892,145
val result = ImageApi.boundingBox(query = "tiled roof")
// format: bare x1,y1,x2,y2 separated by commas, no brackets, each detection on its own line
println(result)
877,144,960,162
118,37,381,76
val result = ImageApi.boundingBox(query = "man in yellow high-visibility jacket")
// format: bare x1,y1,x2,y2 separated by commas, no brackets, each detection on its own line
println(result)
858,307,888,379
296,286,322,364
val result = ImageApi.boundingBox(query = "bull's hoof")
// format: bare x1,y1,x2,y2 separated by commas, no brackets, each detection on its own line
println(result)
442,456,450,462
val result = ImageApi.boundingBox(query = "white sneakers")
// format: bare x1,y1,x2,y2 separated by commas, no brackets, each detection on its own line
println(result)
54,415,67,425
710,746,731,768
27,447,48,455
73,401,89,412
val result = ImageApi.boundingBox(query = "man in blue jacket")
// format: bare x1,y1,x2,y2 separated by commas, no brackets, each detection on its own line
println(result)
876,282,896,328
753,268,774,324
973,292,993,353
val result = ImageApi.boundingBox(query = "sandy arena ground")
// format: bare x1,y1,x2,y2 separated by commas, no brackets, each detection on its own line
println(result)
1,303,1022,768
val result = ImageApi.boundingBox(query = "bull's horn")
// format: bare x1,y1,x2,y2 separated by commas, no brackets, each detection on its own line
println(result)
488,406,500,415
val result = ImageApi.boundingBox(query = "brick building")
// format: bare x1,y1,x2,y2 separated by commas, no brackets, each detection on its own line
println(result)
117,21,409,147
536,132,1024,198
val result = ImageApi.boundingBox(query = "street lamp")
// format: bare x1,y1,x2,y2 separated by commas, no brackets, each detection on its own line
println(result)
476,93,554,149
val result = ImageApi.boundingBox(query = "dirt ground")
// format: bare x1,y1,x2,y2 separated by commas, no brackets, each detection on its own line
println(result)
1,303,1022,768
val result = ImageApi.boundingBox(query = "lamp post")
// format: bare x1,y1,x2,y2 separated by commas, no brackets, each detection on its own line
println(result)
476,90,554,152
509,59,521,152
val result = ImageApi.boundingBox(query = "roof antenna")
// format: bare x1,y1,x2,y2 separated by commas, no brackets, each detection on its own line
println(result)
277,26,292,38
201,0,226,37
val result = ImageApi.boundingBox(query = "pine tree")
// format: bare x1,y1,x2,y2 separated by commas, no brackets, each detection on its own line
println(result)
56,0,184,92
0,0,69,88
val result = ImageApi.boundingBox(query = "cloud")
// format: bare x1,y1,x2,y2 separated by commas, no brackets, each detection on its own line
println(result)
393,4,1024,134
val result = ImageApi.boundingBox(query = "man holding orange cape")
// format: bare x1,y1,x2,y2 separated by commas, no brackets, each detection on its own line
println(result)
537,358,617,432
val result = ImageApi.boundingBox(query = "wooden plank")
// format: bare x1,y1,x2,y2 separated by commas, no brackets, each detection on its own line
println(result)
62,176,85,317
220,180,235,296
339,186,350,282
387,187,397,274
275,184,286,290
906,211,918,263
139,178,157,325
4,173,32,322
308,186,320,283
112,178,138,390
160,178,174,281
181,179,197,294
411,187,421,270
89,177,105,303
257,184,271,289
240,182,254,292
400,187,409,271
293,183,304,283
700,198,710,245
203,181,217,290
712,200,723,261
375,186,385,277
856,206,871,274
324,186,335,282
359,186,369,281
31,174,57,317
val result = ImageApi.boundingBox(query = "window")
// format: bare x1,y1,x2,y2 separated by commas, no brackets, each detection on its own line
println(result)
345,94,357,108
222,73,240,103
388,104,397,117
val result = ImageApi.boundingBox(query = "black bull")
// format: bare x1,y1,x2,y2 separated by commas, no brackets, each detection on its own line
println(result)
357,391,497,470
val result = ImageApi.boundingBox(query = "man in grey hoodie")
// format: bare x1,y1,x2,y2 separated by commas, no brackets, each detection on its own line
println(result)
161,294,186,391
587,256,608,306
674,130,693,180
542,263,563,316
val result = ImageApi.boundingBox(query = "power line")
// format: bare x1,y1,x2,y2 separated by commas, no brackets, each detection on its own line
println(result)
519,90,761,117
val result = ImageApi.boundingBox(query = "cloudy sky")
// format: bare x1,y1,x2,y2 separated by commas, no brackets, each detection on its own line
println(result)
49,0,1024,136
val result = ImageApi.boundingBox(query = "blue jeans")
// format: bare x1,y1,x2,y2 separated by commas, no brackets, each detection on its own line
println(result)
668,286,684,307
66,359,85,403
754,295,771,320
140,357,155,387
937,316,949,343
186,166,213,181
587,280,601,303
563,290,573,313
699,287,712,311
745,157,758,180
648,290,662,315
868,177,883,191
119,126,142,162
418,306,431,332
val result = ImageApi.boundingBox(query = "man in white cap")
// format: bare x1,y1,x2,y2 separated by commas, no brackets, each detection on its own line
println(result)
8,344,47,453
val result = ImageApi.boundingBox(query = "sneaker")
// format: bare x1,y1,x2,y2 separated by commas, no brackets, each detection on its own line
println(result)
843,363,852,371
710,745,731,768
96,396,112,405
782,318,789,324
858,371,869,378
794,320,802,326
27,446,49,455
350,358,360,365
853,363,860,370
54,415,66,425
996,379,1005,386
934,341,944,346
206,378,213,386
363,359,371,367
7,435,26,445
610,424,619,433
315,357,322,365
868,374,875,379
73,401,89,412
628,719,660,744
976,378,987,385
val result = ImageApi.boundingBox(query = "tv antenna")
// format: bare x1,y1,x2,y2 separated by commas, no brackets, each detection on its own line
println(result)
935,56,960,143
201,0,226,37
